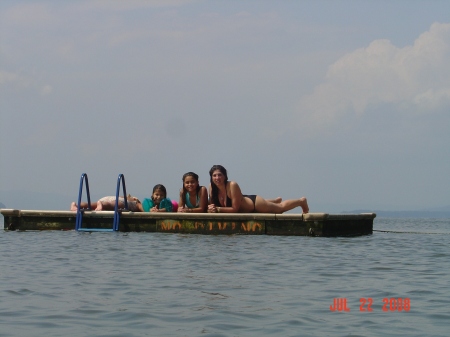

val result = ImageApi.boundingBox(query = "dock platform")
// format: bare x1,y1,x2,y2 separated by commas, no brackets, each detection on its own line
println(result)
1,209,375,236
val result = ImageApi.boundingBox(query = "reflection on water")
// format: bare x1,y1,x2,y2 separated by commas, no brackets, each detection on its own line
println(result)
0,218,449,337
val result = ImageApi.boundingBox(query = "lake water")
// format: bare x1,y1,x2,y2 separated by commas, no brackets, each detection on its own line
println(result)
0,217,449,337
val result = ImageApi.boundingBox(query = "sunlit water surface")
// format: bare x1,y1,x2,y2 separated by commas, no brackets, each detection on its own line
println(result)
0,218,449,337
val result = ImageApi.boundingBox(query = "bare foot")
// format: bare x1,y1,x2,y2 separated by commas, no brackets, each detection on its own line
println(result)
70,202,78,211
300,197,309,214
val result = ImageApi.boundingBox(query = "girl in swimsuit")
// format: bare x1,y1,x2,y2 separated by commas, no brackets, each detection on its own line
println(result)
177,172,208,213
142,184,174,212
207,165,309,214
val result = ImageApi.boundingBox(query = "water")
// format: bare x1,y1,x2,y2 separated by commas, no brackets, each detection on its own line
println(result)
0,218,449,337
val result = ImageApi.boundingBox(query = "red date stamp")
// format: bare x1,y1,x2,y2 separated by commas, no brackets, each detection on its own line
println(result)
329,298,410,312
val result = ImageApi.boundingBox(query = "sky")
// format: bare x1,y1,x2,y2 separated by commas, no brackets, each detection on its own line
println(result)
1,0,450,212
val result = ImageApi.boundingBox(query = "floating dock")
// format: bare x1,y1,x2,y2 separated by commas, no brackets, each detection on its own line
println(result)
1,209,375,236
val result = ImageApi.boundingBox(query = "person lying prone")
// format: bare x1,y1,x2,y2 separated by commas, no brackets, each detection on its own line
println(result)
70,195,143,212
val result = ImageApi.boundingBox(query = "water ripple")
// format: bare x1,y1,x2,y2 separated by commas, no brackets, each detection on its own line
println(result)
0,219,449,336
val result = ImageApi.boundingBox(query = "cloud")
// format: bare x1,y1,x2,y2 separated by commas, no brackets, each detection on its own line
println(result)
0,71,53,97
1,3,53,26
77,0,200,11
297,22,450,130
413,87,450,110
0,71,31,87
40,85,53,96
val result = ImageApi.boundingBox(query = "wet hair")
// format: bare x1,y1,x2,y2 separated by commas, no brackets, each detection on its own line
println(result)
180,172,201,207
209,165,228,206
151,184,167,204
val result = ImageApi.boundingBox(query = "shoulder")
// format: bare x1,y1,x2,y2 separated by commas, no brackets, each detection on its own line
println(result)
228,181,240,188
228,181,242,193
142,198,154,212
199,186,208,195
160,198,173,211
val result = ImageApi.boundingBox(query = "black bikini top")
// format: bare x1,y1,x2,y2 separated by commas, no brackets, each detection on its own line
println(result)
225,194,232,207
224,183,232,207
216,183,232,207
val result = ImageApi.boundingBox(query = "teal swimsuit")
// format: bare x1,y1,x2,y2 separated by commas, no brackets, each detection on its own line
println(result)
185,192,200,209
142,198,173,212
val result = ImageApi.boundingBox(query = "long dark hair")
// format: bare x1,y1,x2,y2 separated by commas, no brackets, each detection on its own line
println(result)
209,165,228,205
181,172,201,206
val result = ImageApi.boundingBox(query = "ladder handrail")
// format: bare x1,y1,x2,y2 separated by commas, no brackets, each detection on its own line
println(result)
75,173,91,231
113,173,128,231
75,173,128,232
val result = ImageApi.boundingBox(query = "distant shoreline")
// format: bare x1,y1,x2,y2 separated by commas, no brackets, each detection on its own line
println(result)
343,210,450,218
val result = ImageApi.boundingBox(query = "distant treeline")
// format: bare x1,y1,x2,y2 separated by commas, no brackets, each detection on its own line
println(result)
344,210,450,218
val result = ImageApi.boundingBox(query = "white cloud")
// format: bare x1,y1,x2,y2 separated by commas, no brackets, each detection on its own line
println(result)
413,87,450,110
1,3,53,26
41,85,53,96
0,70,54,96
77,0,201,11
0,71,31,87
297,22,450,130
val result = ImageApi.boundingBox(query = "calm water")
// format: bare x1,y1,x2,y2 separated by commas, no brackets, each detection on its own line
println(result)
0,218,449,337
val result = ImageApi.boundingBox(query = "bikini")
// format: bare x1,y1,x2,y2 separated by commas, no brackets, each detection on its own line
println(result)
243,195,257,212
221,189,256,212
185,192,200,208
224,195,232,207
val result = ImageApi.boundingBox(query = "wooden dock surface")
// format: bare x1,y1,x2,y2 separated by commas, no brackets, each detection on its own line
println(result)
1,209,375,236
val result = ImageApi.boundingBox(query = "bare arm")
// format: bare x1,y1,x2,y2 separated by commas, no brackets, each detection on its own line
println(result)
177,189,185,212
208,184,212,204
187,187,208,213
222,181,242,213
196,186,208,212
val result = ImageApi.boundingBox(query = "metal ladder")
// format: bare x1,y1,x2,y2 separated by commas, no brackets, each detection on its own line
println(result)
75,173,129,232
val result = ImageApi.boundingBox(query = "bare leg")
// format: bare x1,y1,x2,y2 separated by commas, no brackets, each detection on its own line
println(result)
298,197,309,214
276,197,308,213
95,200,120,211
255,196,309,214
71,202,98,211
267,197,282,204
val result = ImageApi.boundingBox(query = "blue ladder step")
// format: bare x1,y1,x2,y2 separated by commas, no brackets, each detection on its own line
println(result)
77,228,115,232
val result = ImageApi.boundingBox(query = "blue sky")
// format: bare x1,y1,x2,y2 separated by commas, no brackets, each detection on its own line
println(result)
1,0,449,212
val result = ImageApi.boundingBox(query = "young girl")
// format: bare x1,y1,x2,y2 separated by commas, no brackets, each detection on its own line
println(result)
177,172,208,213
70,195,143,212
142,184,173,212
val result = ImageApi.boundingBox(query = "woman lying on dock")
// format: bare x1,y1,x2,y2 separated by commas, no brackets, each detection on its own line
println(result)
70,195,143,212
207,165,309,214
